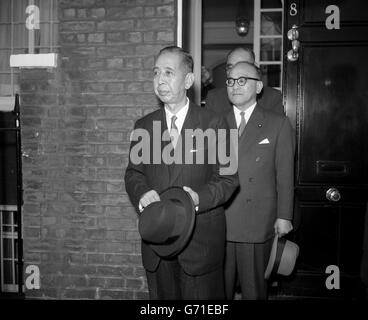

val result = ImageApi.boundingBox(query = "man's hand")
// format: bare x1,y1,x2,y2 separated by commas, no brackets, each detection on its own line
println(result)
139,190,160,212
274,218,293,237
183,186,199,207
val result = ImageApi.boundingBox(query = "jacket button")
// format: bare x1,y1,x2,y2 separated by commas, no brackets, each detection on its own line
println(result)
255,157,260,162
249,178,253,182
246,199,252,203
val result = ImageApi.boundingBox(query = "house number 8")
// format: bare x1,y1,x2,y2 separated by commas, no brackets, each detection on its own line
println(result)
290,3,298,16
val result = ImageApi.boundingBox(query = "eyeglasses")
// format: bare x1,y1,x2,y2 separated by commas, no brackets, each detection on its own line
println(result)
226,77,260,87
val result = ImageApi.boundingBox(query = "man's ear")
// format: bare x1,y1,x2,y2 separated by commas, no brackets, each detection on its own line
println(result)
185,72,195,89
256,80,264,95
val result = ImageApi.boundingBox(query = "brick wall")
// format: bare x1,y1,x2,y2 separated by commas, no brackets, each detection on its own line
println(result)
21,0,176,299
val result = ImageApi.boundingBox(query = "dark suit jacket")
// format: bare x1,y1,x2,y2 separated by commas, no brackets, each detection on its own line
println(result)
125,102,239,275
225,104,294,243
205,86,284,115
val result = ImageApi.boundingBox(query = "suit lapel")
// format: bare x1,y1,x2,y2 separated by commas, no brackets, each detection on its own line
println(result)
153,108,170,187
169,102,200,185
159,108,170,149
226,110,237,130
226,110,240,165
239,104,265,153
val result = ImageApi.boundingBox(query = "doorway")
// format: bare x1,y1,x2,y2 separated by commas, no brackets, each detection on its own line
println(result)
181,0,284,105
179,0,368,300
281,0,368,299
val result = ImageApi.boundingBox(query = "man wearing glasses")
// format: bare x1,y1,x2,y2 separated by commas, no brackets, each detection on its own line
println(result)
205,47,284,115
224,61,294,300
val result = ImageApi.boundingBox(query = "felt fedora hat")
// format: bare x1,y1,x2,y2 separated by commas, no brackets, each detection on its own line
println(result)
138,186,195,258
264,235,300,280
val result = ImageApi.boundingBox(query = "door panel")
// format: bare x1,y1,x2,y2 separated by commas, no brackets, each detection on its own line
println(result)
295,205,340,271
296,204,365,274
302,0,368,23
0,111,17,205
339,206,365,273
299,44,368,184
283,0,368,299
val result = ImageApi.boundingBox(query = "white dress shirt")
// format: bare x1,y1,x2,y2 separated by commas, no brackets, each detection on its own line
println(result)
165,98,190,134
233,102,257,129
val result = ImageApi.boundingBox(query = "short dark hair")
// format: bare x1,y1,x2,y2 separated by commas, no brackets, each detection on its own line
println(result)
156,46,194,74
226,47,255,64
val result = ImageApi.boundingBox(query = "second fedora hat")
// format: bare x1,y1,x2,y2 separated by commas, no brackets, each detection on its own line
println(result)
264,235,299,280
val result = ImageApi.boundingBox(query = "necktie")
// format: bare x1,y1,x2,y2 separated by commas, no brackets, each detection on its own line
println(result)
238,111,246,137
170,115,179,147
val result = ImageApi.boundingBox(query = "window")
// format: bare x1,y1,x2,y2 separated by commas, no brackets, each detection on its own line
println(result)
0,97,22,294
253,0,283,90
0,205,22,293
0,0,58,97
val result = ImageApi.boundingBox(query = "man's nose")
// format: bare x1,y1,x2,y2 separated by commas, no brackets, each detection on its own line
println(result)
157,73,166,84
233,81,241,89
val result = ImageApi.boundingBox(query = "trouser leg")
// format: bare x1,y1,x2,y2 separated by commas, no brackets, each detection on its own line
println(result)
145,259,181,300
236,239,273,300
181,266,225,300
224,241,237,300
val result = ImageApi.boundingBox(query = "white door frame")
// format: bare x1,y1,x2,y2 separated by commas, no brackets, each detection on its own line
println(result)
177,0,202,106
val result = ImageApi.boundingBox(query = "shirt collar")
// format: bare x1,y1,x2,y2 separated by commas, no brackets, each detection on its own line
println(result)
165,98,190,133
233,102,257,127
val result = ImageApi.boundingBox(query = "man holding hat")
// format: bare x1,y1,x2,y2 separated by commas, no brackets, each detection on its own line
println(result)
125,46,239,299
224,61,295,300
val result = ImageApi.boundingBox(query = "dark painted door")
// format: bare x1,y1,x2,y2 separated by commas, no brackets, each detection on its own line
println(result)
283,0,368,299
0,111,17,206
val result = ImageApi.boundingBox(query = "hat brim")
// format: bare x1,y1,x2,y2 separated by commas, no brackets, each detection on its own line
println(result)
278,240,299,276
265,235,299,279
148,187,195,258
264,235,278,279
